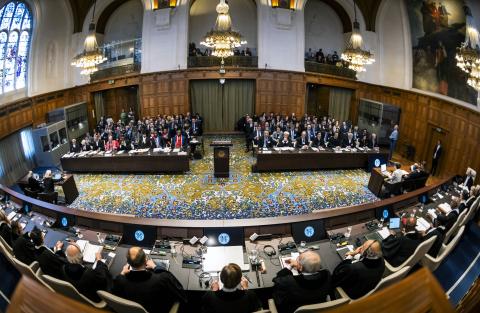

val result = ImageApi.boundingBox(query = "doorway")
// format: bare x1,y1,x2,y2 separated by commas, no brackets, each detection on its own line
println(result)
306,84,329,117
190,79,255,132
93,86,139,123
424,124,449,176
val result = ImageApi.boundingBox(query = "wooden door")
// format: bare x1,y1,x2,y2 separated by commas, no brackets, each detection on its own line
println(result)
424,124,449,176
104,86,139,121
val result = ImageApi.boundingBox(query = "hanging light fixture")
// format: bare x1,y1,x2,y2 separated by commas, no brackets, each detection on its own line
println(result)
200,0,247,61
71,0,107,76
341,0,375,73
456,6,480,90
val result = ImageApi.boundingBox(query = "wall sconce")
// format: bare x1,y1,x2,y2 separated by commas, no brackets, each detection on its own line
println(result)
271,0,295,10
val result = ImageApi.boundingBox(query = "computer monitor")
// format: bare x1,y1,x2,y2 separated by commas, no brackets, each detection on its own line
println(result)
203,227,245,246
389,217,400,230
123,224,157,247
291,220,326,243
55,214,76,229
375,206,394,222
368,155,387,172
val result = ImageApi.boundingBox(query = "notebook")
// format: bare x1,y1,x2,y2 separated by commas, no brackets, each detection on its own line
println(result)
76,240,103,263
280,252,300,276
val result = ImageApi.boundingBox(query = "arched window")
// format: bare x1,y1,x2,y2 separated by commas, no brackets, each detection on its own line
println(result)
0,1,31,94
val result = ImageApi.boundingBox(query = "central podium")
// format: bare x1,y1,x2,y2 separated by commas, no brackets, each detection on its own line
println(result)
210,140,233,178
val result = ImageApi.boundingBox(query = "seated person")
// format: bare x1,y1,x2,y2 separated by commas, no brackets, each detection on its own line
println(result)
295,131,310,150
70,139,80,153
332,240,384,299
277,132,293,147
271,126,283,144
461,167,476,190
252,125,263,146
191,117,203,136
202,263,262,313
272,251,333,313
119,137,133,151
137,133,150,149
385,163,408,184
80,139,91,152
341,132,356,149
172,129,188,150
104,135,119,152
10,220,22,243
435,197,461,232
403,163,428,181
91,135,104,151
63,243,112,303
422,218,446,258
310,132,323,148
327,132,341,148
112,247,187,313
0,211,13,247
150,133,166,149
381,217,423,267
42,170,55,193
26,171,41,192
462,185,479,212
258,130,274,149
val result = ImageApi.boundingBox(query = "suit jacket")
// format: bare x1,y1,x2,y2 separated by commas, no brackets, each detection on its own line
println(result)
433,144,442,160
332,257,385,299
272,268,333,313
112,268,187,313
42,178,55,193
191,122,203,136
424,227,445,257
277,138,293,147
92,140,104,151
258,136,274,149
296,137,310,148
28,177,41,192
13,233,36,265
341,138,355,149
464,176,474,190
36,246,67,279
138,137,151,149
63,262,112,303
328,137,341,148
381,232,423,267
70,144,80,153
436,210,459,232
201,289,262,313
0,222,13,247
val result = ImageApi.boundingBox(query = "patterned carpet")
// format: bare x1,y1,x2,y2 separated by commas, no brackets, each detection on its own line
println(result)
69,136,379,219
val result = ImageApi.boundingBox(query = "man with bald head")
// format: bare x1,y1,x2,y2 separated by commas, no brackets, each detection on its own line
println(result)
332,240,385,299
62,243,111,302
272,251,333,313
112,247,187,313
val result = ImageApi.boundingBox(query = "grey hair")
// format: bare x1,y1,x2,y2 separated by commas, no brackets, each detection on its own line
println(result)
299,252,321,273
66,246,84,265
365,246,382,259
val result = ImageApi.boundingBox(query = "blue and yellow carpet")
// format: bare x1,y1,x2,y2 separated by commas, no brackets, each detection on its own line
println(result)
69,136,379,219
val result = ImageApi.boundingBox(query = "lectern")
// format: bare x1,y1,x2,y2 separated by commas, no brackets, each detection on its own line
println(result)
210,140,233,178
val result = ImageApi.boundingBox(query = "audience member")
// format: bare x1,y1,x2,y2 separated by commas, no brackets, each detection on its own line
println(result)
0,211,13,247
42,170,55,193
381,217,422,267
26,171,41,192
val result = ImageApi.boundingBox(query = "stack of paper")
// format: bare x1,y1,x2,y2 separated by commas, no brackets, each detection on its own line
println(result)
438,203,452,214
76,240,103,263
280,252,300,275
416,217,431,232
311,147,319,152
427,209,438,220
377,227,391,239
153,148,162,153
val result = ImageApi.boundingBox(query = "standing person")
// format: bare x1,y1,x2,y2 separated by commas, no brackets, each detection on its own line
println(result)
431,140,443,176
389,125,399,161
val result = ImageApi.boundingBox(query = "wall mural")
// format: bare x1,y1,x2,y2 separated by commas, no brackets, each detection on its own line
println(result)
405,0,477,104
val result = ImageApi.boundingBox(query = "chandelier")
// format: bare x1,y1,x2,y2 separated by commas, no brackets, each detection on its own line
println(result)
71,0,106,75
200,0,246,60
341,0,375,73
456,6,480,90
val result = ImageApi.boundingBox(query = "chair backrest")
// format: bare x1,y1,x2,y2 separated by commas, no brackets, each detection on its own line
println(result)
438,226,465,261
97,290,148,313
42,274,101,307
401,235,437,269
367,266,411,298
461,198,480,226
444,210,467,244
11,258,38,279
294,298,350,313
0,235,13,255
38,192,58,204
24,187,38,199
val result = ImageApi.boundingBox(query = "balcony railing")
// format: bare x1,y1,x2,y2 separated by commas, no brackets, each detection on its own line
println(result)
188,56,258,68
305,61,357,80
90,38,142,81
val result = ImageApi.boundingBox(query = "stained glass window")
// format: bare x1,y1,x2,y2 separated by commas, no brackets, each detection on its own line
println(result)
0,1,31,94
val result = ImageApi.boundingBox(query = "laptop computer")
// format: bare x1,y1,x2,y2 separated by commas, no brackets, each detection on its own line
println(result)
389,217,400,230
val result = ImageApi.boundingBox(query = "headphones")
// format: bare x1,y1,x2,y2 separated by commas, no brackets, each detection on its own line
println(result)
263,245,276,257
199,272,211,289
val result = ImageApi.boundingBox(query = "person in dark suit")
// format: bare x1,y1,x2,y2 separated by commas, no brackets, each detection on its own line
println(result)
258,130,274,149
431,140,442,176
403,163,428,181
112,247,187,313
435,197,461,232
91,135,104,151
296,131,310,150
252,125,263,147
277,132,293,147
13,230,36,265
462,168,476,190
341,132,356,149
381,217,423,267
80,139,91,152
272,251,333,313
328,132,341,148
191,117,203,136
244,117,254,152
422,219,446,258
332,240,385,299
311,132,323,148
0,211,13,247
62,243,112,303
33,231,67,279
26,171,41,192
42,170,55,193
137,134,150,149
70,139,80,153
202,263,262,313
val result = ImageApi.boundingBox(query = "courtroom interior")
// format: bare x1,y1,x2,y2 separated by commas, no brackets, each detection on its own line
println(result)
1,0,480,313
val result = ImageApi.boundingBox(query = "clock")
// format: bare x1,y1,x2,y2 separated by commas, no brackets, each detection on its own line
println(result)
217,150,226,158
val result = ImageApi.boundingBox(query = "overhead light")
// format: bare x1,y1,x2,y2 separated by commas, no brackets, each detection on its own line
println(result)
341,0,375,73
456,6,480,90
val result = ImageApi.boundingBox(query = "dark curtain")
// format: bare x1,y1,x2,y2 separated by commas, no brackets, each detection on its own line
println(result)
190,79,255,132
329,87,353,121
0,129,35,186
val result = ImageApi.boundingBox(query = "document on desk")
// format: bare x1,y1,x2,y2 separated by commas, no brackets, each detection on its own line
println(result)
416,217,431,232
76,240,103,263
438,203,452,214
377,227,391,240
280,252,299,276
428,209,438,220
203,246,250,273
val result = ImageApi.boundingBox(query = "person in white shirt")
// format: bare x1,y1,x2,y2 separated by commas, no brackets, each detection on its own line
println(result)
386,163,408,184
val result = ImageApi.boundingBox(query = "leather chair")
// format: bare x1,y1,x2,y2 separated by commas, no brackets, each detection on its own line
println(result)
443,209,468,245
10,258,54,292
97,290,180,313
421,226,465,272
24,187,39,199
267,296,349,313
38,191,58,204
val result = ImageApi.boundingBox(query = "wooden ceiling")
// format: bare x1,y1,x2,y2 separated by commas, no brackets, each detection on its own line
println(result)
67,0,383,34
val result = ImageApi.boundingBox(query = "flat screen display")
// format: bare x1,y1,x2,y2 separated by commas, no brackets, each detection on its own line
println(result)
203,227,245,246
291,220,326,243
375,206,394,222
123,224,157,247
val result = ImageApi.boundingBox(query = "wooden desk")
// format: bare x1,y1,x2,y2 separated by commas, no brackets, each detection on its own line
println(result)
60,150,189,174
17,174,79,205
252,148,388,172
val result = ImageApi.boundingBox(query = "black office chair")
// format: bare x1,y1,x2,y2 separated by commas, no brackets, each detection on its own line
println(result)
24,187,39,199
38,192,58,204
